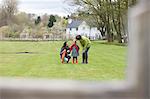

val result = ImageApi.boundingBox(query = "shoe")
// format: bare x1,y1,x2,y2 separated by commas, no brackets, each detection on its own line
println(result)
76,60,78,64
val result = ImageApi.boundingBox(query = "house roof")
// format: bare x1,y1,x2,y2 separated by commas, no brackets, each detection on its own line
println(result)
67,20,83,28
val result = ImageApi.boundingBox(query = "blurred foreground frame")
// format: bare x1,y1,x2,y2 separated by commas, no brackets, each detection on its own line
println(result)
0,1,150,99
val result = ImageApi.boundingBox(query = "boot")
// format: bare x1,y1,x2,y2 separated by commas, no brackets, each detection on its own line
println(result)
72,58,75,64
76,59,78,64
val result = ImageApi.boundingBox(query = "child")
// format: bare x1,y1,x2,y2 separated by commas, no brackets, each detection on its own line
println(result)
60,41,71,63
70,40,79,64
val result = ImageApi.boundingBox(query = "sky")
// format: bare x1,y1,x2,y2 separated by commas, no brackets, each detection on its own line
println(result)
0,0,73,16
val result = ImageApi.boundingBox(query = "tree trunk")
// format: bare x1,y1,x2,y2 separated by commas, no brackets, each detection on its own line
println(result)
106,0,113,42
107,33,114,42
117,32,122,43
99,26,106,37
117,0,122,43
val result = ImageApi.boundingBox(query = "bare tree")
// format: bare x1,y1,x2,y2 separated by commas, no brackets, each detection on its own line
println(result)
67,0,137,43
0,0,18,25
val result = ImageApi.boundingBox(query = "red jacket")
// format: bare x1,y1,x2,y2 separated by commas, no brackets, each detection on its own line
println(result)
70,44,79,52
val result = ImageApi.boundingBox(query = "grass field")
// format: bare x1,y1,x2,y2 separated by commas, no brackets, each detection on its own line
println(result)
0,41,127,81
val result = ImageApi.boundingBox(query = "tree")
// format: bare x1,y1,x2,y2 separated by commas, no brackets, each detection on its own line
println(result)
47,15,57,40
42,14,49,27
35,16,41,25
67,0,113,41
62,17,68,27
47,15,56,28
0,0,18,25
67,0,137,43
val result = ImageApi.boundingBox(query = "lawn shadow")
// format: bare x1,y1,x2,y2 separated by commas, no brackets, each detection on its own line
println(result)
0,52,44,54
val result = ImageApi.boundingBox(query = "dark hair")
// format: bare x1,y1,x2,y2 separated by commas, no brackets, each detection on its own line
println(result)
76,35,81,40
63,41,67,47
74,41,76,44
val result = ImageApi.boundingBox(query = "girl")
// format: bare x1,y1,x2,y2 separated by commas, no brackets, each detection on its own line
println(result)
70,40,79,64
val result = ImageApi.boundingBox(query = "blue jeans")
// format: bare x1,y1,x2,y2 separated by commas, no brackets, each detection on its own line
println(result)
82,47,90,63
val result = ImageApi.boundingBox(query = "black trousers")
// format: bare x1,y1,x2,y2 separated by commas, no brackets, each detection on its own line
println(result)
67,56,71,63
82,47,90,63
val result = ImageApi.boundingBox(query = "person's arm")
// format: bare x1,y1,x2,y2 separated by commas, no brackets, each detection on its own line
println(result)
70,44,74,51
60,47,64,55
74,45,79,52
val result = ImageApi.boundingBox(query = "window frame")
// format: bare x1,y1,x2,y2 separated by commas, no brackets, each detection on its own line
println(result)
83,27,85,30
0,1,149,99
70,28,72,31
76,27,78,31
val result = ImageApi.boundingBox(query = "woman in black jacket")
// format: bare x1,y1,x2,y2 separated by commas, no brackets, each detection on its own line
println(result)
60,41,71,63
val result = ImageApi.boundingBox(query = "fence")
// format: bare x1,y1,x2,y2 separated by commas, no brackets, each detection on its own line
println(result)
0,0,150,99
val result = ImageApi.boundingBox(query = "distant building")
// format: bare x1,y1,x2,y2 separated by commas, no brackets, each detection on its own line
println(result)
20,28,30,40
20,32,29,40
43,33,52,40
66,20,102,40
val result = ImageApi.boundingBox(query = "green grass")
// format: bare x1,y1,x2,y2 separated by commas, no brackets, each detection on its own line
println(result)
0,41,127,81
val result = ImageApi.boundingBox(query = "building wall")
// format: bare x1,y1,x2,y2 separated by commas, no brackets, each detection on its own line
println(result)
78,21,90,36
66,28,77,39
90,28,102,40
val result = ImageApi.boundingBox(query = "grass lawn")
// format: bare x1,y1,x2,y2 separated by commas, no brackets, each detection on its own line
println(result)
0,41,127,81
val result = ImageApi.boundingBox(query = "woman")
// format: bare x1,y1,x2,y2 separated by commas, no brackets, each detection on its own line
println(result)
60,41,71,63
76,35,91,64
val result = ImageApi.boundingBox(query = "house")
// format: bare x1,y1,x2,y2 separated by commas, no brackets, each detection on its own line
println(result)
66,20,102,40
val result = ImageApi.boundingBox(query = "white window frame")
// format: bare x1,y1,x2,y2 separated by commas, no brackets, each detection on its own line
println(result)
0,1,150,99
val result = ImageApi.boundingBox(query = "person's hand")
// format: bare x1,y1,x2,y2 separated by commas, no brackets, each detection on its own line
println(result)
82,50,86,53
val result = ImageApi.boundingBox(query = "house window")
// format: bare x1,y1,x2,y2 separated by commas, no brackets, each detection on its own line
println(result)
76,28,78,31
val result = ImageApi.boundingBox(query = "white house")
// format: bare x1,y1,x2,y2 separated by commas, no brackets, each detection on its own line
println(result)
66,20,102,40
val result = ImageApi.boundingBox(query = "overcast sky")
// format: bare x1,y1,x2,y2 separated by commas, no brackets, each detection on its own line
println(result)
0,0,73,16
